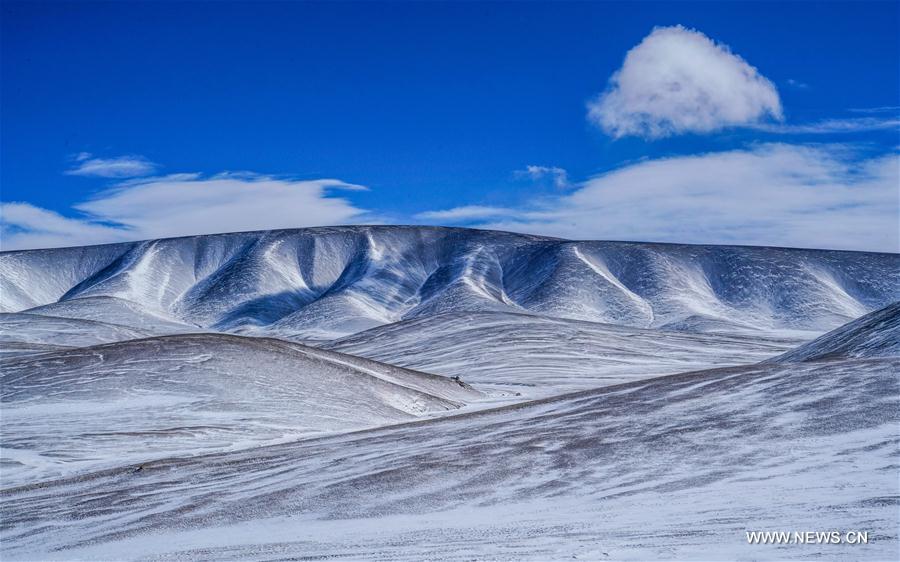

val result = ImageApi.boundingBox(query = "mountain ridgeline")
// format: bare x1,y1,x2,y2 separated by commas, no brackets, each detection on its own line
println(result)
2,226,898,339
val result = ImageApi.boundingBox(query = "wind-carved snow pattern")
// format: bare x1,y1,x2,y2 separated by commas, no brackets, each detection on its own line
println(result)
0,225,898,560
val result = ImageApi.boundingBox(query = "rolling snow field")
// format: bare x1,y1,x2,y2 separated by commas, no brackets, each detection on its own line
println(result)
1,226,898,560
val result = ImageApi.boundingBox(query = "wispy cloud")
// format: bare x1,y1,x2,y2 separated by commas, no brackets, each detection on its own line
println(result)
420,144,899,253
785,78,809,90
588,25,783,139
849,106,900,115
0,204,127,250
516,165,570,189
65,153,157,178
752,116,900,134
1,173,371,250
415,205,512,222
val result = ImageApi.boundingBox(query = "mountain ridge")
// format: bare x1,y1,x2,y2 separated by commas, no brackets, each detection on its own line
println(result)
7,223,900,254
3,226,897,339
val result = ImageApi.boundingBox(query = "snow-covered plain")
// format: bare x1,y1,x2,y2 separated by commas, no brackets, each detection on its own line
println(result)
1,226,898,560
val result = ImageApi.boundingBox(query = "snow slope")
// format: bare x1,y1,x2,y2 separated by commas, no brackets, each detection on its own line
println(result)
2,357,896,561
327,311,802,396
22,296,200,333
0,312,150,349
2,226,897,339
770,301,900,362
0,333,481,487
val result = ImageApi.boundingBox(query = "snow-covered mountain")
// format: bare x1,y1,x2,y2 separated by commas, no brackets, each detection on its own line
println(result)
2,226,897,339
1,225,898,561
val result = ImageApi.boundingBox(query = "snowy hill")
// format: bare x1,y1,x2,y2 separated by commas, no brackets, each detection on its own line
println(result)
0,312,150,351
0,333,481,486
2,226,898,339
770,301,900,362
327,311,801,396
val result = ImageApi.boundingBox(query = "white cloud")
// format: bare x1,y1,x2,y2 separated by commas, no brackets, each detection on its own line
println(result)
66,154,157,178
422,144,900,253
589,25,783,139
517,165,570,189
752,116,900,134
1,173,371,250
849,106,900,114
415,205,513,222
0,204,127,250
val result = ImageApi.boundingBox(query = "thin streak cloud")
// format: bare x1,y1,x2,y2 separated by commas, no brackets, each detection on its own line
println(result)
65,154,158,178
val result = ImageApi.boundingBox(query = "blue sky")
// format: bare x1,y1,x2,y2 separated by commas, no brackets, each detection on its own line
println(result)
1,1,898,251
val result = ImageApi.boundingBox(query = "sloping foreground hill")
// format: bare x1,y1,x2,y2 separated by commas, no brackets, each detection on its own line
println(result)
770,301,900,363
327,311,801,396
2,226,897,339
0,333,481,487
2,356,896,561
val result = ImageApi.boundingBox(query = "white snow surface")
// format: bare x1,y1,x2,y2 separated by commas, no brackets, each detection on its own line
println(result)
0,312,151,350
2,358,897,560
0,333,481,487
1,226,898,561
770,301,900,363
327,311,803,396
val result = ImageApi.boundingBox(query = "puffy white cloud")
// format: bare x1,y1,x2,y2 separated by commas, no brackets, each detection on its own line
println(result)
422,144,900,253
589,25,783,139
517,165,570,189
65,153,157,178
1,173,371,250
